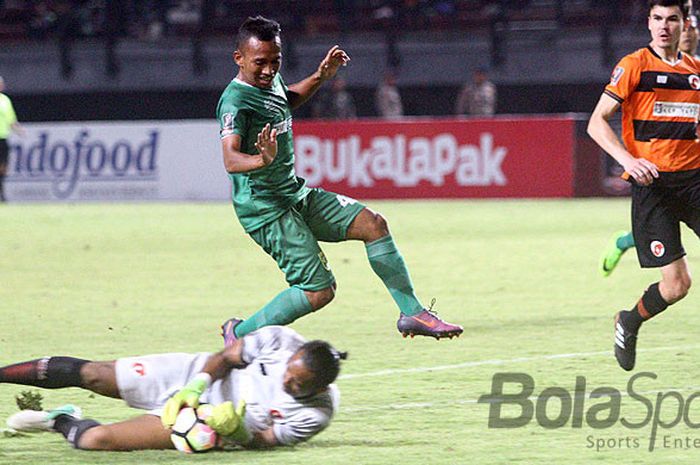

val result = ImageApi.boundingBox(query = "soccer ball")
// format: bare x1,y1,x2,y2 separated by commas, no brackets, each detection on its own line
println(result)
170,404,219,453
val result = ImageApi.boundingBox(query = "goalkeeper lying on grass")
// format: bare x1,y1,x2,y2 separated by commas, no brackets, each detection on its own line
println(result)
0,326,345,451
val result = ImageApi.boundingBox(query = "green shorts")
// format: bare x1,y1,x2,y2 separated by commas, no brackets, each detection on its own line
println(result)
249,188,366,291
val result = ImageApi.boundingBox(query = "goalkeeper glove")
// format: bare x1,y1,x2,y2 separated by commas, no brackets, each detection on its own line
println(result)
205,400,249,444
161,373,211,428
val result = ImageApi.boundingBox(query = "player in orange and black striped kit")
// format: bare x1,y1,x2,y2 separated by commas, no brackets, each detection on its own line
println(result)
588,0,700,371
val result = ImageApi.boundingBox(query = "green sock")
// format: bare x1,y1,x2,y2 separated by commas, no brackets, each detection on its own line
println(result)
235,286,312,338
366,235,423,316
616,232,635,251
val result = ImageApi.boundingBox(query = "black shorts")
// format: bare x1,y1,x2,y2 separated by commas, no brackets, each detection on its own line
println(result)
631,168,700,268
0,139,7,166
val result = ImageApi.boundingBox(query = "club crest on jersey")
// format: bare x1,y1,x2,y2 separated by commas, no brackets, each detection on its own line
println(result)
688,75,700,90
220,112,235,138
132,362,146,376
650,240,665,258
610,66,625,86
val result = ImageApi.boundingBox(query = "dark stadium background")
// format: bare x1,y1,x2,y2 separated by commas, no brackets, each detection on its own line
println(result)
0,0,656,121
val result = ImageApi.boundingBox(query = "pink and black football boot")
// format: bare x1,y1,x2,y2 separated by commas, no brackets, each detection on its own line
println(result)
221,318,243,348
396,299,463,340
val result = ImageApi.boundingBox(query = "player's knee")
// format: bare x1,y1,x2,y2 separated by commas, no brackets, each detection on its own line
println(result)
664,275,691,304
307,286,335,310
77,425,115,450
366,211,389,241
80,362,103,389
80,362,117,395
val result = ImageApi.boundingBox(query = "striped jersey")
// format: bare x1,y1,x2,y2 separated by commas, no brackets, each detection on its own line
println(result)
605,46,700,172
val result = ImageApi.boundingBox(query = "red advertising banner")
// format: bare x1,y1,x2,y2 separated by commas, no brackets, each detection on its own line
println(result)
294,117,576,199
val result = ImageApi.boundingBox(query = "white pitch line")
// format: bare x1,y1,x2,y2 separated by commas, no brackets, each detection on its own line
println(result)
341,386,700,414
339,344,700,381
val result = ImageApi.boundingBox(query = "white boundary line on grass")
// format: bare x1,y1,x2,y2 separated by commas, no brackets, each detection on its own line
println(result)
341,385,700,413
339,344,700,380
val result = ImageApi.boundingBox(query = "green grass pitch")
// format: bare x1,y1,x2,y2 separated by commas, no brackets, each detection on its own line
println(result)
2,199,700,465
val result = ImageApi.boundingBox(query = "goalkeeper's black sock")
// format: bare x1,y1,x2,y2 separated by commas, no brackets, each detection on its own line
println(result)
622,282,669,333
53,415,101,449
0,357,88,388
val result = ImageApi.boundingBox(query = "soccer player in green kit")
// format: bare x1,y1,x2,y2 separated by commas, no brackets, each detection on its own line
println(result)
217,16,462,344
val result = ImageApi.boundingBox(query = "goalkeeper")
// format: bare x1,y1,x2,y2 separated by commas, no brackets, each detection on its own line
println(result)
0,326,344,451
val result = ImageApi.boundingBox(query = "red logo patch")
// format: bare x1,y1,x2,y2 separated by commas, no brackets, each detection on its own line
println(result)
650,240,665,258
689,75,700,90
132,362,146,376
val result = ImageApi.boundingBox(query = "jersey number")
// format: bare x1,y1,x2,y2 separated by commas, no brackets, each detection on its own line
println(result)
336,195,357,207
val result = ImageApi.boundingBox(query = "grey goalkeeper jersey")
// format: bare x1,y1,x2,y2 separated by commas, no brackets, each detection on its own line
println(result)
225,326,339,445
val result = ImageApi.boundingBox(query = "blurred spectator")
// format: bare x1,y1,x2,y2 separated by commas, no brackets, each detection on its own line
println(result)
312,77,357,119
28,1,58,40
0,76,24,202
680,14,699,57
54,1,81,78
375,70,403,119
455,67,497,116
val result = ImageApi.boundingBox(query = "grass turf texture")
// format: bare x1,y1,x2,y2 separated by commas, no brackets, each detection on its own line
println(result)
1,199,700,465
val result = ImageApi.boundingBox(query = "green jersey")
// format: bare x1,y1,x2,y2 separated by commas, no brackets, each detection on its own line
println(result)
216,74,309,233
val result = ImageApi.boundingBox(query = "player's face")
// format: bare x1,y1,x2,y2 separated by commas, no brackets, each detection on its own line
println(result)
648,6,686,50
234,36,282,89
680,25,698,54
283,352,318,398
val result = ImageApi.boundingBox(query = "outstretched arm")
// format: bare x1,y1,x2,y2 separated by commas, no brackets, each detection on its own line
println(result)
587,93,658,186
222,124,278,173
161,339,247,427
199,338,247,379
287,45,350,109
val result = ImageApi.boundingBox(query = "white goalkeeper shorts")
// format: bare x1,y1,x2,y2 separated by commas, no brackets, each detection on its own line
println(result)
115,352,212,415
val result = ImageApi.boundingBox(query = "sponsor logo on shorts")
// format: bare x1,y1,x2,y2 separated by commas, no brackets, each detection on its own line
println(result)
650,240,665,258
652,101,700,118
656,75,668,84
132,362,146,376
689,74,700,90
610,66,625,86
318,251,331,271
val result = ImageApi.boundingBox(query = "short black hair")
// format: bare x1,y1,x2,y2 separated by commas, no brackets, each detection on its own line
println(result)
648,0,689,17
299,340,348,391
236,16,281,50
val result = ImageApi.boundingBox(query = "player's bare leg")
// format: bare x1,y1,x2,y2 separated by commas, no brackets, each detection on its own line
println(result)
347,207,463,339
8,409,174,451
0,358,122,398
614,257,689,370
77,414,174,451
659,257,692,304
80,361,121,398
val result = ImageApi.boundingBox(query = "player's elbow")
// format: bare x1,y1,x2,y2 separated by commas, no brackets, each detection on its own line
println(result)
223,156,249,174
586,118,598,139
223,158,239,173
